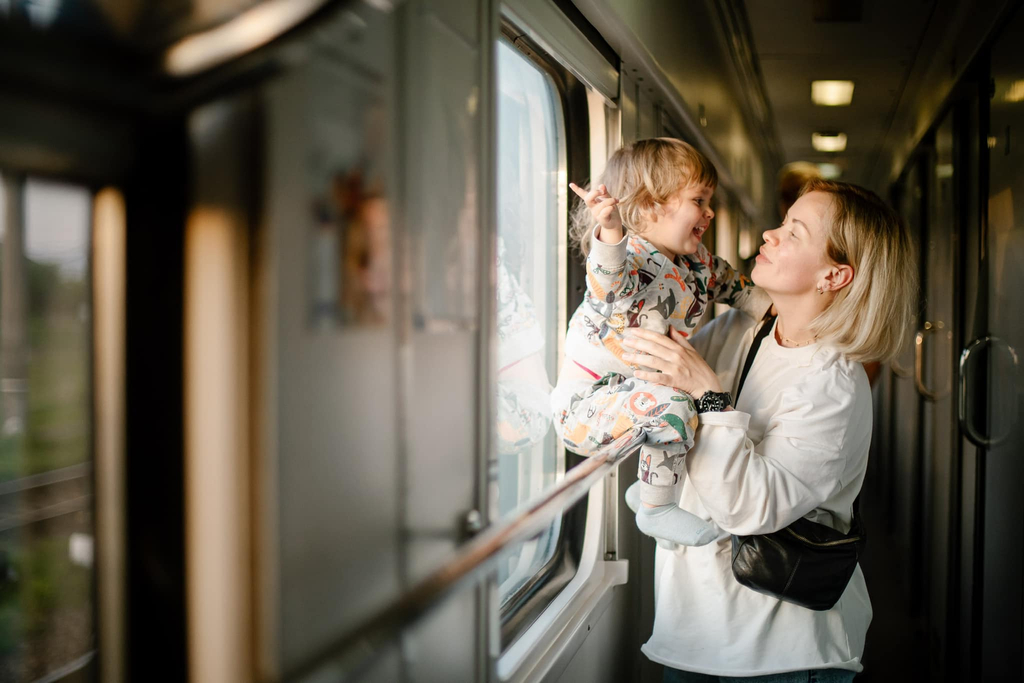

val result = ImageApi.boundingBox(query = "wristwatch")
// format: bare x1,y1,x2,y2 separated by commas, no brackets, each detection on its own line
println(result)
695,390,732,414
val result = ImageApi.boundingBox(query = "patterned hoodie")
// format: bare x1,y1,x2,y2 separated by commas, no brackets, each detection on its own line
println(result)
564,227,770,380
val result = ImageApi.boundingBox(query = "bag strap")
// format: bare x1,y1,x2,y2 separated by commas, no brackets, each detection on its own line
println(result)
735,308,777,402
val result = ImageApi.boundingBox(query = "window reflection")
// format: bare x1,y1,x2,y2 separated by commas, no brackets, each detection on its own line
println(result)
494,41,564,603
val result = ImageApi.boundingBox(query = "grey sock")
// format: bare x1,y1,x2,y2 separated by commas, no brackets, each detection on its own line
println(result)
624,480,641,513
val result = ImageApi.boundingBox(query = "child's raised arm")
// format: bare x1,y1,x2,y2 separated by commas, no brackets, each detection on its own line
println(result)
570,182,622,241
570,182,640,304
706,253,772,320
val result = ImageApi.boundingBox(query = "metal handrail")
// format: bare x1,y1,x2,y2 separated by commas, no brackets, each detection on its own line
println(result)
0,462,91,497
284,432,643,682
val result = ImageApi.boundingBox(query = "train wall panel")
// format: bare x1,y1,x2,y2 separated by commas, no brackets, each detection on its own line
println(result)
397,0,495,679
405,588,481,683
263,57,403,672
555,583,636,683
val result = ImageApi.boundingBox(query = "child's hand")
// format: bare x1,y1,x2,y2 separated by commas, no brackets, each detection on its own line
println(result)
570,182,623,242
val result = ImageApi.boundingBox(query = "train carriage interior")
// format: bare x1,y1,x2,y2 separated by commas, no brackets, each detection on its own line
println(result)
0,0,1022,680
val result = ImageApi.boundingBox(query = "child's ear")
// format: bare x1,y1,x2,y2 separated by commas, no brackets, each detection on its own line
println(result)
638,203,658,224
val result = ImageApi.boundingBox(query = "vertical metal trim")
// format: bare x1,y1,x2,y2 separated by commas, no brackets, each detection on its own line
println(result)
93,187,127,683
970,53,993,678
946,95,968,678
394,6,415,681
0,173,27,440
249,104,281,683
478,0,500,678
910,149,930,617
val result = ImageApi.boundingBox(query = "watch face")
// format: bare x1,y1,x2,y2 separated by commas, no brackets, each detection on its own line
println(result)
699,392,730,413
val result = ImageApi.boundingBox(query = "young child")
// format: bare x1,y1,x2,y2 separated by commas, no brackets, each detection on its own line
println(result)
553,138,769,546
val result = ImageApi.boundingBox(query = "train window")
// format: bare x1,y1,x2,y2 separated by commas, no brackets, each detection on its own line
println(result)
0,174,95,680
493,38,567,612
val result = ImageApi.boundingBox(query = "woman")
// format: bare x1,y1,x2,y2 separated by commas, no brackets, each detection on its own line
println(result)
619,179,915,681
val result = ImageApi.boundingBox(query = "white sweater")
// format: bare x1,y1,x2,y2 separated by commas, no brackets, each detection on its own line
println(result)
641,308,873,676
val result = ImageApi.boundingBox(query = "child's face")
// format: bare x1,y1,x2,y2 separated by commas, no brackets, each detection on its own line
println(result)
751,191,833,295
641,184,714,261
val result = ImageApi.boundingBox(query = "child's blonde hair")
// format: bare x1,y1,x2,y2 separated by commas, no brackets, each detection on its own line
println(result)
570,137,718,256
803,179,918,363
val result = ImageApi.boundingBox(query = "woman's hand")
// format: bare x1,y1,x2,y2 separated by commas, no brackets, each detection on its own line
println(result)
569,182,623,242
621,327,723,399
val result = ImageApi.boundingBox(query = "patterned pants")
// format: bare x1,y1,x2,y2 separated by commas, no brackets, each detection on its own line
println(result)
553,372,699,488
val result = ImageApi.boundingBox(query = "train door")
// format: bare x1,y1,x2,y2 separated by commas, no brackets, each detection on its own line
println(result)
951,73,987,683
971,8,1024,678
891,155,925,614
919,109,958,679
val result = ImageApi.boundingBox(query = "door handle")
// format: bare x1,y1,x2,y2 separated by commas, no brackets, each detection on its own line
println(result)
959,335,1020,447
915,321,951,401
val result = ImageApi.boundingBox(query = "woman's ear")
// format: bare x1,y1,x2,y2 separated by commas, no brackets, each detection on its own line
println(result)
823,263,855,292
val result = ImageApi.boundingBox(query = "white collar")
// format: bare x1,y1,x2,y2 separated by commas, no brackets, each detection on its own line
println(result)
763,317,824,367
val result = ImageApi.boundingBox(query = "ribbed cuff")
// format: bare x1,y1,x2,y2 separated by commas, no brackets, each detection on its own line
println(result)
638,481,679,506
698,410,750,429
588,225,628,265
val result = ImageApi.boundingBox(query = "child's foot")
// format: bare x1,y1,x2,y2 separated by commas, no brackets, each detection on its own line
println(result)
636,503,718,547
624,480,641,513
624,483,676,549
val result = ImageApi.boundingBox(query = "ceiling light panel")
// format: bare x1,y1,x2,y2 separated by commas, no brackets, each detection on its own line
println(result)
812,132,847,152
817,163,842,179
811,80,855,106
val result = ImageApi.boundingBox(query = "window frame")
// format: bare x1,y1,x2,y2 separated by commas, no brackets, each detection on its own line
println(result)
493,20,593,654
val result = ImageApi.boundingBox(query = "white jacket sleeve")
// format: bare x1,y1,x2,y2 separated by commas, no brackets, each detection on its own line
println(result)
684,378,855,536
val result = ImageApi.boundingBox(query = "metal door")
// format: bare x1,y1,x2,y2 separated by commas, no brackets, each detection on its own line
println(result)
969,10,1024,678
919,110,958,679
891,157,926,611
950,77,986,683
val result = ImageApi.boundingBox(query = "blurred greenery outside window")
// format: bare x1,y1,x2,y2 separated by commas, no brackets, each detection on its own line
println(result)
0,174,95,680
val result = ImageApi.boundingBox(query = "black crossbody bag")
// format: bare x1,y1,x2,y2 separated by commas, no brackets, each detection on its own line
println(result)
728,311,866,611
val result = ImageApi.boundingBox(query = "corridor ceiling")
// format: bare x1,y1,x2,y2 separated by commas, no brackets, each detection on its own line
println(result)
744,0,936,188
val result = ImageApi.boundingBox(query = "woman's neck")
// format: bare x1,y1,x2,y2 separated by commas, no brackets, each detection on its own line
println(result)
770,291,828,347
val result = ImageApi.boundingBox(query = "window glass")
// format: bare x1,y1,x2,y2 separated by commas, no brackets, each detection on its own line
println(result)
0,174,95,680
493,40,564,603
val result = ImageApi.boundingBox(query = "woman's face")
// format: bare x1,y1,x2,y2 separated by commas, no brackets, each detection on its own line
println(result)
751,191,835,296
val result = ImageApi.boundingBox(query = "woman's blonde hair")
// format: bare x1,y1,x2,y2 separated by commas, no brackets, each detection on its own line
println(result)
570,138,717,256
803,179,917,363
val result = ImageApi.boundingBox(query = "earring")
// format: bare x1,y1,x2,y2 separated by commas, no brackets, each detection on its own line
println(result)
816,284,825,295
